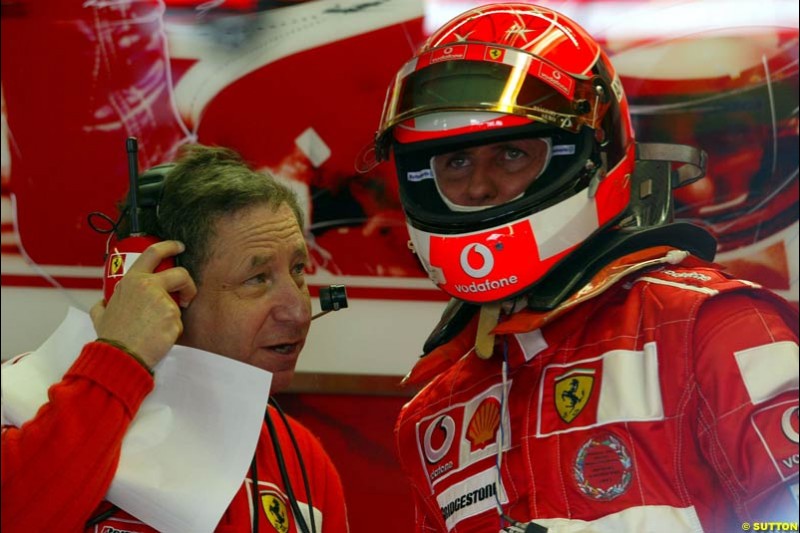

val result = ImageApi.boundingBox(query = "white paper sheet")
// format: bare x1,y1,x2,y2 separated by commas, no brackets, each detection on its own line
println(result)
0,307,272,533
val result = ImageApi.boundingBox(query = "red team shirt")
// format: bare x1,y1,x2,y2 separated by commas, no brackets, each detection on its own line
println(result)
1,342,349,533
396,249,799,532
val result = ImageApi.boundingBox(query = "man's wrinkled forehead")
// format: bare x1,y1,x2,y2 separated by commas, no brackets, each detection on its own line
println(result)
248,241,308,267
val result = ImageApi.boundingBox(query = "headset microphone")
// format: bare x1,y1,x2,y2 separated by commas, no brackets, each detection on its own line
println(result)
102,137,176,304
311,285,348,320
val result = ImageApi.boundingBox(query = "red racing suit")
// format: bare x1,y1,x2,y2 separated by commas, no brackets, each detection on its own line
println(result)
396,248,799,532
1,342,349,533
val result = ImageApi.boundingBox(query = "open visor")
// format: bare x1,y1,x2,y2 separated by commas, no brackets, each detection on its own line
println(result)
375,43,612,160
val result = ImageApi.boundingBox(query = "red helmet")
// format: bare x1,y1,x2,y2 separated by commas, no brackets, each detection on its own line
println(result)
373,3,636,304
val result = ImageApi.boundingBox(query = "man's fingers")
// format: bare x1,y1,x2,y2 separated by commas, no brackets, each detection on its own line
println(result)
113,240,197,307
89,299,106,327
127,240,185,274
156,266,198,307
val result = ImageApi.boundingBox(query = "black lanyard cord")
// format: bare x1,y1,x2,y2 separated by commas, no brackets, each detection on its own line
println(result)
268,398,316,533
250,456,260,533
263,404,314,533
85,504,120,528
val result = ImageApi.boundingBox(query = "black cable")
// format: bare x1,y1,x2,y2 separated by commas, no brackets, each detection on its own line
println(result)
264,406,313,533
85,504,119,527
269,398,316,533
250,455,260,533
87,206,128,235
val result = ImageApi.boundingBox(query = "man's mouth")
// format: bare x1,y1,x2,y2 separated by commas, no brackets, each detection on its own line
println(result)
266,343,299,356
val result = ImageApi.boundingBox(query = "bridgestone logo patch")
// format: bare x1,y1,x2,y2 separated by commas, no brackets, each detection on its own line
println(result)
441,482,497,520
435,468,508,529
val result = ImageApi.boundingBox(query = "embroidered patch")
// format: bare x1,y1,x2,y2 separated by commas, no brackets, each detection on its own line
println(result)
752,400,799,480
537,344,664,437
574,433,633,500
466,397,501,451
436,467,508,530
555,368,595,423
661,269,712,282
262,491,290,533
416,382,511,487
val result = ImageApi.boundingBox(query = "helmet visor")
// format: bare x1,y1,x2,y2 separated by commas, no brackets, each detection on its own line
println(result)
377,43,609,158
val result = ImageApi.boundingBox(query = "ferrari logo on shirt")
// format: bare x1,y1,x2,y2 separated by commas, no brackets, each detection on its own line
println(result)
262,492,289,533
555,368,595,423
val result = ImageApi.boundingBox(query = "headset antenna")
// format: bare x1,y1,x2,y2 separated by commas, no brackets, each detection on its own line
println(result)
126,137,141,235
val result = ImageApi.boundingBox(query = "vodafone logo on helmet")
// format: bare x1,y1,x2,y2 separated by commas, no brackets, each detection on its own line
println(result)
460,243,494,278
537,61,574,98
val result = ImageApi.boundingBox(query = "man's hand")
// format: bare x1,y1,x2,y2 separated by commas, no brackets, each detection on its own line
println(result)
90,240,197,368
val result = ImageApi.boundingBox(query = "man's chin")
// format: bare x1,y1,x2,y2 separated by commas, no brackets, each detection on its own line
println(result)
269,369,295,395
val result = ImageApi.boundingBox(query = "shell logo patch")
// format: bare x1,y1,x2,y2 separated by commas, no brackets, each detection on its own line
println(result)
466,397,501,451
555,368,595,423
262,491,289,533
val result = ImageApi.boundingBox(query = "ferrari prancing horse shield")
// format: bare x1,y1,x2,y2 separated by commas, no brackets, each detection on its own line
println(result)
555,368,595,423
109,253,124,277
262,491,289,533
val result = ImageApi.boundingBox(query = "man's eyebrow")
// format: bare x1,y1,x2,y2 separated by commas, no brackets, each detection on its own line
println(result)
295,243,309,261
247,241,307,268
436,148,469,159
496,141,527,149
250,254,272,268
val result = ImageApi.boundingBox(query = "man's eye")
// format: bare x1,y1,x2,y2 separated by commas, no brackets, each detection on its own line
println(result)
447,156,470,169
244,273,268,285
292,263,307,276
504,148,526,161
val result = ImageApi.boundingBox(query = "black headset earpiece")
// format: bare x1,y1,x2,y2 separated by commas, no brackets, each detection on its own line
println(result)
115,163,176,245
136,163,175,209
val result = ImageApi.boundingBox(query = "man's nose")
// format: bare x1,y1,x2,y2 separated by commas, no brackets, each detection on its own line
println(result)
465,163,497,204
272,277,312,325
